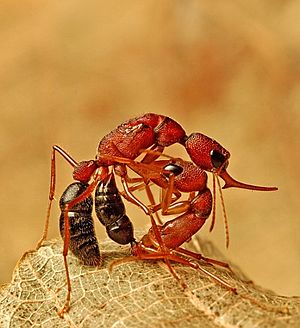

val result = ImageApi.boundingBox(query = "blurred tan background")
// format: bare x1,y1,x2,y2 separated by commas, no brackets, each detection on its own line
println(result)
0,1,299,296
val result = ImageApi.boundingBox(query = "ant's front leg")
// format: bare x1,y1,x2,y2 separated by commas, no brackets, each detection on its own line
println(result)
37,146,79,248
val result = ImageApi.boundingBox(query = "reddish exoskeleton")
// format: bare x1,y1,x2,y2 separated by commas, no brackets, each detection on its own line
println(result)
113,152,276,292
38,113,277,315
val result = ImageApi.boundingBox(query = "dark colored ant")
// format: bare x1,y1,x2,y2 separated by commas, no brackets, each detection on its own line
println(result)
58,175,136,316
38,113,277,315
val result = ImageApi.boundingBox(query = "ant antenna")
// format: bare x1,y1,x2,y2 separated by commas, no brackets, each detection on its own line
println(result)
209,173,217,233
216,166,278,247
215,173,230,248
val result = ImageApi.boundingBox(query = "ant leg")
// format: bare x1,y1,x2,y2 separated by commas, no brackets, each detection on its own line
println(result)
144,184,163,225
138,249,235,293
120,176,175,272
120,177,152,215
140,145,164,164
114,164,166,251
37,145,79,249
166,253,237,293
127,243,235,292
122,179,163,225
123,176,145,184
57,220,72,317
110,244,187,289
174,247,232,271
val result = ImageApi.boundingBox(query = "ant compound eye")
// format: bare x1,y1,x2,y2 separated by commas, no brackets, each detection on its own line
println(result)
210,150,226,169
163,163,183,177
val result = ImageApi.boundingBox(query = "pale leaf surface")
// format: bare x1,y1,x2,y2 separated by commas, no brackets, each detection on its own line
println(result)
0,237,299,328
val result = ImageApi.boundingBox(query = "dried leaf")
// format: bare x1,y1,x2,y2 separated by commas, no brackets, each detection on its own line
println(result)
0,236,299,328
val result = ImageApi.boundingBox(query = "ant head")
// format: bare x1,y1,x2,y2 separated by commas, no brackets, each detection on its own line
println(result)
162,159,208,192
184,132,278,192
184,133,230,173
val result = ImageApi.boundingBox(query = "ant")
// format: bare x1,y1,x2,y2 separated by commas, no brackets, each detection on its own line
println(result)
110,155,277,296
38,113,277,315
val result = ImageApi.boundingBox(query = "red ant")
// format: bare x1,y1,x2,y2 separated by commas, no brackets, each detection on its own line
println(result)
38,113,277,315
111,155,277,295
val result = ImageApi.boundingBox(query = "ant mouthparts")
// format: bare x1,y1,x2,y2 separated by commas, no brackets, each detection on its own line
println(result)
219,169,278,191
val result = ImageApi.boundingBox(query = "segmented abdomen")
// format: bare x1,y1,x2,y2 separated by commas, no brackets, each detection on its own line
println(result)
59,182,101,266
95,174,135,245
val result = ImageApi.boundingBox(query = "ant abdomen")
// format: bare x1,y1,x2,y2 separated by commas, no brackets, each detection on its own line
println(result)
59,182,101,266
95,174,135,245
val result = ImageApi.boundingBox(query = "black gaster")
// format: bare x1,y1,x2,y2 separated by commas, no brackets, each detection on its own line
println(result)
95,173,135,245
59,182,101,266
